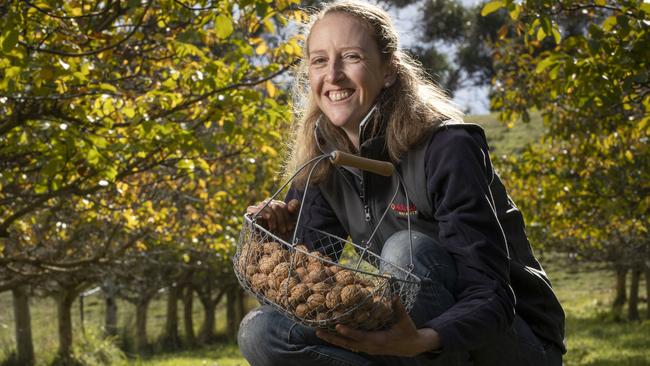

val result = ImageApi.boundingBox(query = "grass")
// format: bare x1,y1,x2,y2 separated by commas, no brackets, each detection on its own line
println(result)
1,255,647,365
1,114,646,365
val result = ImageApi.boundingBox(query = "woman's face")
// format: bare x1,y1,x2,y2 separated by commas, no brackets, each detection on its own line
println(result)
308,12,391,137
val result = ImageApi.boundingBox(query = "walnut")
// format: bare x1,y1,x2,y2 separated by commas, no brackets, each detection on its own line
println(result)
340,284,364,307
295,303,310,318
289,283,311,307
325,285,343,309
328,265,342,274
310,282,332,295
306,293,326,311
307,251,329,263
263,241,282,254
270,249,289,263
292,244,310,264
267,272,283,291
294,267,308,281
370,296,392,322
306,260,324,273
245,264,257,277
335,270,357,286
251,273,268,291
278,276,299,295
353,309,370,324
265,288,279,302
272,262,292,279
304,268,328,284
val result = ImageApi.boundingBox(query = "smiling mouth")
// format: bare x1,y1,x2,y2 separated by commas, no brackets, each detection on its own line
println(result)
328,89,353,102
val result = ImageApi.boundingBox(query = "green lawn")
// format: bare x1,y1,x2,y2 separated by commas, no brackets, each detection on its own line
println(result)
3,253,647,365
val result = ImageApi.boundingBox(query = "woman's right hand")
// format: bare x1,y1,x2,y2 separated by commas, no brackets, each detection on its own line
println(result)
246,199,301,235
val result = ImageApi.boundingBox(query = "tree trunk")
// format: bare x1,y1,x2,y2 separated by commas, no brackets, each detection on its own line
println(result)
645,261,650,319
162,284,180,350
103,278,118,337
12,285,34,366
182,285,196,346
628,268,641,321
612,265,627,319
56,289,77,359
134,298,151,354
226,286,240,341
199,299,217,344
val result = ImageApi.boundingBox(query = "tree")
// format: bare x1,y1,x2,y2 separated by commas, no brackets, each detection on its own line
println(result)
484,0,649,319
382,0,508,96
1,0,299,360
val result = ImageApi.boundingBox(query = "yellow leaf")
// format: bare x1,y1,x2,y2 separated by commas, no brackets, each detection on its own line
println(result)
256,42,268,55
625,150,634,162
481,0,505,17
266,80,276,98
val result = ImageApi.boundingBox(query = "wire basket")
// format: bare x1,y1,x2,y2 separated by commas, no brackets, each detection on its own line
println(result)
233,151,422,331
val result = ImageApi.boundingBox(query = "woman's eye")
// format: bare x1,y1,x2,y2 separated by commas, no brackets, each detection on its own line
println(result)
344,53,361,61
310,57,326,66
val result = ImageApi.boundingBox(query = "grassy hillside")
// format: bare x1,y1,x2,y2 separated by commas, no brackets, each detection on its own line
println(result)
465,112,546,157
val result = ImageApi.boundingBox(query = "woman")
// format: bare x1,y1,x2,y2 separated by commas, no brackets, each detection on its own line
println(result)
238,1,565,365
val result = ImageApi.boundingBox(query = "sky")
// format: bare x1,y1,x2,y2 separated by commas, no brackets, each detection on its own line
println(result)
386,0,491,115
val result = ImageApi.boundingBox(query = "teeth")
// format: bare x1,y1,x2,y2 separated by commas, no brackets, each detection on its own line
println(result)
329,90,350,102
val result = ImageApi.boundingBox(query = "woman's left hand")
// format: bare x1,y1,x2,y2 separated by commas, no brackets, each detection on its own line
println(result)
315,298,441,357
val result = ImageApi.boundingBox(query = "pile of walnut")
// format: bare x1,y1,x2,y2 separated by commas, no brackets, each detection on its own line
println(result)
237,239,393,330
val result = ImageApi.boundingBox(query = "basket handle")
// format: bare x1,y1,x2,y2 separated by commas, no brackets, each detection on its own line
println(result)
329,150,394,176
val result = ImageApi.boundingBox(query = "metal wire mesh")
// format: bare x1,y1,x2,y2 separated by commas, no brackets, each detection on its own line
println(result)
234,214,421,331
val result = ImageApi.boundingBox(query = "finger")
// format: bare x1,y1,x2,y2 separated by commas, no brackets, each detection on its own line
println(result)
393,297,409,321
335,324,365,342
287,199,301,214
270,200,290,233
315,330,360,352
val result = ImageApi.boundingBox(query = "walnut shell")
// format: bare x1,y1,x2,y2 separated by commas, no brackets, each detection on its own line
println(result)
278,276,299,294
304,268,328,284
306,293,326,311
335,270,357,286
353,309,370,324
310,282,332,295
245,264,257,277
328,265,342,274
306,260,324,273
267,272,283,291
325,285,343,309
289,283,311,307
272,262,292,278
258,256,277,274
270,249,289,263
251,273,268,291
263,241,282,254
295,303,310,318
307,251,328,263
265,288,279,302
315,313,328,322
340,284,364,307
292,244,310,264
294,267,308,281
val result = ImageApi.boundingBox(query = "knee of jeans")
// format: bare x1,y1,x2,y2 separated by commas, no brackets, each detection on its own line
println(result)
238,306,277,359
381,230,441,266
381,230,455,285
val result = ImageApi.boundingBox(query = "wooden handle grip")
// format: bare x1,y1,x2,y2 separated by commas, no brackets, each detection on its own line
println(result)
329,150,394,176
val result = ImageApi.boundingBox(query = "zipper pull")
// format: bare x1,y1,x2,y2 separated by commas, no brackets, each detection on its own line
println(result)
364,204,371,222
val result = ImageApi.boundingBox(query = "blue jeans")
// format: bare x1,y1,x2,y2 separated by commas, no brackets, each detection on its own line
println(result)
238,231,563,366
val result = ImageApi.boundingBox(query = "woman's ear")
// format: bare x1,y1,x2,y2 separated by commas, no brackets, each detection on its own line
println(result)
383,64,397,88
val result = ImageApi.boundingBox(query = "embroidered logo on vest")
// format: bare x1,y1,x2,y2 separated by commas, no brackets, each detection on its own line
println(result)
390,203,418,216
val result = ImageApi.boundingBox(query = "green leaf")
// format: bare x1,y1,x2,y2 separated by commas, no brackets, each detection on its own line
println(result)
215,15,233,39
99,83,117,93
2,29,19,53
602,15,617,32
481,1,505,17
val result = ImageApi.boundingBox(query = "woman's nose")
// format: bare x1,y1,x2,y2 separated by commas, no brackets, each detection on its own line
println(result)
325,58,344,83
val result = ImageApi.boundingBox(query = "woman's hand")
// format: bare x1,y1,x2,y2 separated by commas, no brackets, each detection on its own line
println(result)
246,199,301,235
315,298,441,357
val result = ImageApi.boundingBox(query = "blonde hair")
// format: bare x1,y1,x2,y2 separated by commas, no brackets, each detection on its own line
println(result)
285,0,464,187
